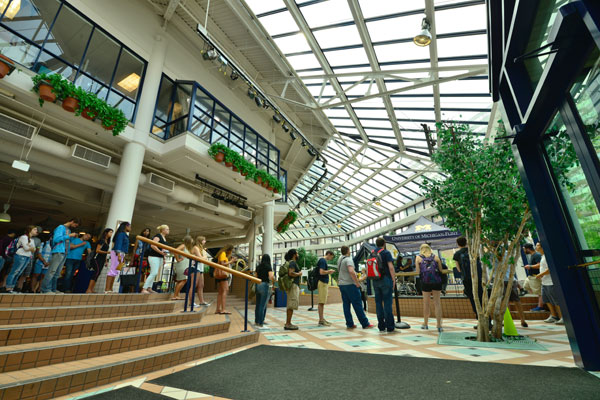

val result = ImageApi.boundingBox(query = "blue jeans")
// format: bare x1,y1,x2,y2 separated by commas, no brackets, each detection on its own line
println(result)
6,254,31,289
41,252,67,293
339,284,370,328
0,257,5,274
373,276,395,331
255,282,270,325
63,258,81,292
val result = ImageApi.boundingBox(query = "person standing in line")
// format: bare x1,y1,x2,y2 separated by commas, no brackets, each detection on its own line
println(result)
317,250,336,326
63,233,91,293
41,218,80,294
338,246,374,329
143,225,170,294
215,244,237,314
371,237,396,333
536,242,564,325
4,226,38,293
132,228,151,285
453,236,483,318
416,243,444,332
523,243,544,311
255,254,275,328
0,230,16,276
189,236,209,305
106,222,130,293
284,249,302,330
87,228,113,293
172,235,195,300
30,232,51,293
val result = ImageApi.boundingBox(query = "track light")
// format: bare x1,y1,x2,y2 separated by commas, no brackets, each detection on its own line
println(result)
289,130,297,141
301,139,309,148
217,56,228,73
0,203,10,223
255,96,264,107
413,17,432,47
273,114,282,124
247,88,256,99
230,70,239,81
282,123,290,133
307,147,316,157
203,48,218,60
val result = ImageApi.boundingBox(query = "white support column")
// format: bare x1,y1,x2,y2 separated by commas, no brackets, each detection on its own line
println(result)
262,201,274,257
248,221,256,270
105,35,168,230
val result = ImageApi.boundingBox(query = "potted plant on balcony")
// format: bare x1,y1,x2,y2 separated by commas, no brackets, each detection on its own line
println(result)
0,54,16,79
98,104,128,136
238,159,256,180
208,143,228,163
61,80,80,113
31,73,65,106
254,169,268,186
224,149,240,168
75,87,103,120
276,210,297,233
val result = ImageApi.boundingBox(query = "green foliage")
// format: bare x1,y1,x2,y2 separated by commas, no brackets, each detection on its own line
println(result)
207,143,228,158
276,210,298,233
297,247,318,270
31,73,129,135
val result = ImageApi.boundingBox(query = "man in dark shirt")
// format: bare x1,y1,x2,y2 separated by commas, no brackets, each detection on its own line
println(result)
317,250,335,326
285,249,302,330
453,236,483,318
372,237,397,333
0,230,16,275
523,243,544,311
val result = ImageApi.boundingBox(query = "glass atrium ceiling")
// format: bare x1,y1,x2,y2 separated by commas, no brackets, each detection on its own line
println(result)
243,0,492,239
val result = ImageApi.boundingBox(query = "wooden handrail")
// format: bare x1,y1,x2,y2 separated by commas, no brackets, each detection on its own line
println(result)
395,269,452,277
136,236,261,284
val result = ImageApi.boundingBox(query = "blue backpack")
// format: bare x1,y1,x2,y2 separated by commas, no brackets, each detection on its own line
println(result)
4,238,19,259
419,254,441,284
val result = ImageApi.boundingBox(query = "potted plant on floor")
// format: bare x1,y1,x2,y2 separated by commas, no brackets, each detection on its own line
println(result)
31,73,65,106
208,143,228,163
0,54,16,79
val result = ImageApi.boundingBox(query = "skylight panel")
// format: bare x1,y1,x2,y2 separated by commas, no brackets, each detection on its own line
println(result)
358,0,424,18
258,11,299,36
436,34,488,58
366,14,425,42
395,109,436,121
273,33,312,54
286,53,321,70
324,108,352,118
307,84,337,97
438,78,490,94
298,68,325,76
312,24,363,48
353,108,389,119
245,0,285,16
434,4,487,35
391,97,434,108
441,110,489,123
374,42,431,63
440,96,493,109
300,0,354,28
359,119,392,129
325,47,369,67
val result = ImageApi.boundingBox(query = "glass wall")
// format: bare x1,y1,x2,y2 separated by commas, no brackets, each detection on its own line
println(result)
0,0,147,121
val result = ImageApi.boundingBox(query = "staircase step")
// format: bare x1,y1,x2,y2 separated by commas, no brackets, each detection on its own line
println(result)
0,318,230,372
511,310,550,320
0,301,176,325
0,310,205,346
0,329,259,399
0,293,170,308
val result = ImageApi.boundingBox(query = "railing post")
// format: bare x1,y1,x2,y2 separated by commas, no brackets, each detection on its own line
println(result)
190,261,198,312
183,258,192,312
394,276,410,329
242,279,249,332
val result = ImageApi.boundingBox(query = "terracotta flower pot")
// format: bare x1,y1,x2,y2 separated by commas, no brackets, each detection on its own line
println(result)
255,177,262,185
62,96,79,113
0,55,14,79
214,151,225,163
274,189,279,194
267,186,273,191
232,166,239,172
225,162,233,168
38,83,56,103
262,182,269,188
81,108,96,120
241,171,248,177
102,120,116,130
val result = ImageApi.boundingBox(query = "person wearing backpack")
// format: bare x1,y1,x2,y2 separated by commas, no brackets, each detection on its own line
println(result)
371,237,397,333
4,226,38,293
41,218,80,293
452,236,483,318
317,250,336,326
283,249,302,330
416,243,444,332
338,246,374,329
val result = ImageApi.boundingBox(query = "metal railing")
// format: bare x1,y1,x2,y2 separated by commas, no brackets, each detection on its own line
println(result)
136,236,260,332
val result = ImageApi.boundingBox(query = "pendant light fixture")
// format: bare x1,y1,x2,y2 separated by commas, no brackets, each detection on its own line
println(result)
413,17,432,47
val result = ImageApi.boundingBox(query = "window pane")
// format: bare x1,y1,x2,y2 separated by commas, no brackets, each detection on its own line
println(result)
78,29,120,85
112,49,144,100
44,6,93,71
0,28,40,68
0,0,59,42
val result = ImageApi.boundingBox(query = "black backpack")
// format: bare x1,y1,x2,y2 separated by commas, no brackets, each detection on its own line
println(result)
307,267,319,291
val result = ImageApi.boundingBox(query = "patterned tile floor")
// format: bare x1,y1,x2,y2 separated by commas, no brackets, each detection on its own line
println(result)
61,302,600,400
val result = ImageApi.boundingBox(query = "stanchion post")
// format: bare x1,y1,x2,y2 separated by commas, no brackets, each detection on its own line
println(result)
394,276,411,329
243,279,249,332
183,259,192,312
307,290,316,311
190,261,197,312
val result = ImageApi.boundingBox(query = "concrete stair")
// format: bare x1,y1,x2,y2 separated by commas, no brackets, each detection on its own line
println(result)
0,293,259,399
509,294,550,320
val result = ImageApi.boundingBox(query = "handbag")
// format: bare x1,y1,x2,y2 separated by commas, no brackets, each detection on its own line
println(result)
214,267,228,280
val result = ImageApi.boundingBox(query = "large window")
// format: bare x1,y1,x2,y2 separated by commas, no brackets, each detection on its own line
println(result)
0,0,146,121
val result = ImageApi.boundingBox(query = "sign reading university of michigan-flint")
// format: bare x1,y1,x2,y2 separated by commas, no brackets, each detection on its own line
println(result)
385,230,460,243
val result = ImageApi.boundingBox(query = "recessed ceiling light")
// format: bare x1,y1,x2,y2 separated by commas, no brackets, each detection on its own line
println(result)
117,73,140,92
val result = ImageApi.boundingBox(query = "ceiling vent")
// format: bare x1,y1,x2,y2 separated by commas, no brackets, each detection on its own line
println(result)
0,112,37,142
71,144,111,169
201,194,219,210
237,208,252,220
147,173,175,193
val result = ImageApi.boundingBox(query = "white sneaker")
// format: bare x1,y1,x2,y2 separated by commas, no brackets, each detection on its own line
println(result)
544,316,558,323
555,318,564,325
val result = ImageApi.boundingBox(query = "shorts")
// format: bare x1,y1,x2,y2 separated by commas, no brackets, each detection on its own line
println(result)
504,281,520,302
286,283,300,310
524,276,542,295
108,251,123,277
542,284,558,305
317,280,329,304
33,262,46,275
421,282,443,292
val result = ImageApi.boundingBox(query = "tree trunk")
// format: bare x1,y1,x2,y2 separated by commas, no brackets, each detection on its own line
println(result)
477,314,490,342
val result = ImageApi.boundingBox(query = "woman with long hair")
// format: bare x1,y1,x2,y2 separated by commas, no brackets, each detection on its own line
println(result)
4,226,38,293
132,228,151,284
172,235,195,300
87,228,113,293
106,222,130,293
187,235,209,305
254,254,275,327
214,244,236,314
415,243,444,332
143,225,169,294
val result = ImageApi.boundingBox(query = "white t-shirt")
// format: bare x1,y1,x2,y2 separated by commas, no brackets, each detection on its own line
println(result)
539,255,553,285
16,235,36,257
337,256,356,286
